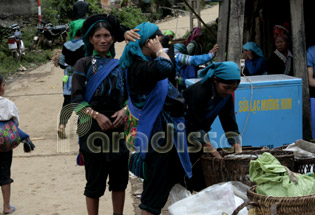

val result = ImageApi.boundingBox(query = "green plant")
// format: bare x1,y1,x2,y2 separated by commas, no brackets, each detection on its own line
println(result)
178,21,218,54
21,25,38,50
110,7,148,29
41,0,104,24
0,34,52,77
0,48,52,76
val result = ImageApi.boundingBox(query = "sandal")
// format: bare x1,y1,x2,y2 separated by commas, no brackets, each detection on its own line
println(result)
4,205,15,214
57,126,67,139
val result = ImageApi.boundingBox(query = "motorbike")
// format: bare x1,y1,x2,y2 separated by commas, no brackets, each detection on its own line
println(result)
6,24,25,61
32,21,69,49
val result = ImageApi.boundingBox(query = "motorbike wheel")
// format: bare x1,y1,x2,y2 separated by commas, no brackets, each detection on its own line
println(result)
12,51,21,62
61,33,67,45
31,38,41,51
30,40,37,51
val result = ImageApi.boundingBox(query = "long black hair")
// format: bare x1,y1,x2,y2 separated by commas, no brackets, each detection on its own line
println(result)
0,74,3,85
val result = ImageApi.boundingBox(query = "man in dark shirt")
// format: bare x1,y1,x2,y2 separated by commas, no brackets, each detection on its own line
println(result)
73,0,89,20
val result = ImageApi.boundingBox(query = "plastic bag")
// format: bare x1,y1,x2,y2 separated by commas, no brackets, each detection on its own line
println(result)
168,182,248,215
169,184,192,205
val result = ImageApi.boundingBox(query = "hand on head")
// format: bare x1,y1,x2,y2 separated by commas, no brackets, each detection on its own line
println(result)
124,29,140,44
146,35,163,54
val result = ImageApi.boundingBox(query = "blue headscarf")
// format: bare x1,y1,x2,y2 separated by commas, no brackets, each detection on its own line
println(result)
198,61,240,84
120,22,159,69
243,42,264,58
174,43,187,54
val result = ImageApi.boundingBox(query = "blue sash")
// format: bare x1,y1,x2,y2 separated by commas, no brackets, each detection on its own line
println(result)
84,59,120,103
205,95,230,120
126,69,168,158
171,116,192,178
126,71,192,178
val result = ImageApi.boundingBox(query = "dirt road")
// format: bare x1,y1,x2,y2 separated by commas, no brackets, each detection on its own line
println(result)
5,5,218,215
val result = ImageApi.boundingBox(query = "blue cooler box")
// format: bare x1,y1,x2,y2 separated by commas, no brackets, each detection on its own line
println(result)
185,74,303,149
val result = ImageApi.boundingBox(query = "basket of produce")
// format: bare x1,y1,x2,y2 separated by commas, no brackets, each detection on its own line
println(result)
232,151,315,215
201,147,294,187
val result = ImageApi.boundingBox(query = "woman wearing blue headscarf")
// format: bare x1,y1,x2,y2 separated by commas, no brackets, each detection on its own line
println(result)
121,22,192,215
71,14,139,215
183,62,242,190
173,43,218,92
242,42,267,76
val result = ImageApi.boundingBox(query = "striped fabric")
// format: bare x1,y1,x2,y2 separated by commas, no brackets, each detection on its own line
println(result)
154,57,173,76
129,152,148,180
176,52,214,66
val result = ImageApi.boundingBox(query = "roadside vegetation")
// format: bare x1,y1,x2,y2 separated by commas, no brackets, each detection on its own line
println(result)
0,0,217,77
0,25,52,77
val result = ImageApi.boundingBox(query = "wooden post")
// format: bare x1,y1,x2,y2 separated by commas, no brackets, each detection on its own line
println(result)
184,0,217,40
189,0,194,31
197,0,201,28
290,0,312,139
216,0,230,62
227,0,246,65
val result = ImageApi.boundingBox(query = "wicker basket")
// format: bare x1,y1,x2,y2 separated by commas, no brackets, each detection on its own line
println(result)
271,145,315,174
201,148,294,187
246,185,315,215
294,157,315,174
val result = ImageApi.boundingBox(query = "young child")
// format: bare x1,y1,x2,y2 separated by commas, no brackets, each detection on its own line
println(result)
0,74,35,214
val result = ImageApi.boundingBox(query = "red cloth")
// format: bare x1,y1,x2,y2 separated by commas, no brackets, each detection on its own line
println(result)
273,23,290,39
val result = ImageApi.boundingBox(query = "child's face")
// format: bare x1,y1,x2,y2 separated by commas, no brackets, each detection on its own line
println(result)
0,80,5,96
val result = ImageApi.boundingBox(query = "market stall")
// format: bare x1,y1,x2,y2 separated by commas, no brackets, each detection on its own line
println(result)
186,74,302,148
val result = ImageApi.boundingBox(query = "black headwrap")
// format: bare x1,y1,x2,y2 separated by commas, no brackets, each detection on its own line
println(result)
81,14,121,57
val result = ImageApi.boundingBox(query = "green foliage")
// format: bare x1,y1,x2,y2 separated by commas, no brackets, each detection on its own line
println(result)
0,48,52,77
41,0,104,24
0,26,52,77
203,22,218,53
87,0,105,15
178,21,218,54
41,0,147,28
41,0,65,24
110,7,148,29
21,25,38,50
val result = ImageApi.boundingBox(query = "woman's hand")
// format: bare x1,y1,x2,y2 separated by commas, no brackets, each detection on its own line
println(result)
147,35,163,54
147,36,171,60
234,143,242,153
95,113,113,131
111,108,127,129
203,142,223,159
124,29,140,44
209,44,219,56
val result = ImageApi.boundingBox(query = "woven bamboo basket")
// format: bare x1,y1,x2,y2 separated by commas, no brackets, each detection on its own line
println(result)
294,157,315,174
201,148,294,187
246,185,315,215
271,145,315,174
